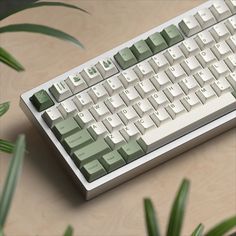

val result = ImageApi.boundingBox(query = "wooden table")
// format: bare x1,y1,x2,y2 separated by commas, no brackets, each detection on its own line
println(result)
0,1,235,235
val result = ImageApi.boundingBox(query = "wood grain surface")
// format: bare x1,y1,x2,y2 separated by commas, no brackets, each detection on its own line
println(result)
0,1,235,235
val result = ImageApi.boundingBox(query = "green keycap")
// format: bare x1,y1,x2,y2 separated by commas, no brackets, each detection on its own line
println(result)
100,150,126,172
114,47,138,69
62,129,94,155
161,24,184,46
52,117,80,141
81,159,106,182
130,40,152,61
118,140,144,163
30,89,54,112
73,139,111,168
146,32,168,54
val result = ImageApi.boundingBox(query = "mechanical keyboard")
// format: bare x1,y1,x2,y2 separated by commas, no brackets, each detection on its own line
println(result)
20,0,236,200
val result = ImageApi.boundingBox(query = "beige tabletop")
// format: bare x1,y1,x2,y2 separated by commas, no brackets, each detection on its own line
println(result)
0,0,236,235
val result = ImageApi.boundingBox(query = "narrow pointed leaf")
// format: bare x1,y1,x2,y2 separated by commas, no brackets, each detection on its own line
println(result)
166,179,190,236
0,47,24,71
0,1,89,21
0,135,26,228
0,24,84,48
64,225,73,236
205,216,236,236
0,102,10,117
144,198,160,236
191,224,204,236
0,139,15,153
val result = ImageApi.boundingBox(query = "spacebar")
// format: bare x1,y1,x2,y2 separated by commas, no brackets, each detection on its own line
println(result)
138,93,236,153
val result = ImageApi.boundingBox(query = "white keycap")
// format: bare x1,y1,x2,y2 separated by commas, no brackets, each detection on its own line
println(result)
120,87,141,106
118,107,139,125
164,46,185,65
138,93,235,153
133,99,154,117
179,38,200,57
179,16,202,37
181,93,201,111
209,61,231,78
65,74,87,94
150,72,171,91
135,79,156,98
73,92,93,110
211,77,233,96
135,116,155,134
226,35,236,52
150,107,171,126
194,68,215,87
164,84,185,102
225,54,236,71
196,85,216,103
210,1,232,21
103,114,123,132
105,131,126,149
133,62,154,80
95,58,118,79
74,110,95,128
80,66,103,86
211,41,232,60
120,123,140,142
103,76,124,96
210,23,230,42
181,56,202,75
105,94,126,113
195,8,217,29
118,69,139,88
57,99,77,118
196,48,217,67
88,122,108,140
225,15,236,34
148,54,169,73
148,91,169,109
225,0,236,13
50,81,72,102
195,30,215,49
165,100,186,119
226,72,236,89
88,84,108,103
89,102,110,121
166,64,187,82
42,107,63,128
179,76,200,94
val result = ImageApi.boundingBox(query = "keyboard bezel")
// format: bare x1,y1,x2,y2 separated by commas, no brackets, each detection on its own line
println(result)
20,0,236,199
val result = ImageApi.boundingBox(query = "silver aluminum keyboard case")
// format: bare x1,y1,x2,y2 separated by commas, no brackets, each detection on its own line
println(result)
20,0,236,200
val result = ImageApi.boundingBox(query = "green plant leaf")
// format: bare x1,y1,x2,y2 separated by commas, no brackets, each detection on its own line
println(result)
0,228,3,236
191,224,204,236
166,179,190,236
0,24,84,48
0,135,26,228
0,1,89,21
0,139,15,153
144,198,160,236
0,47,24,71
63,225,73,236
205,216,236,236
0,102,10,117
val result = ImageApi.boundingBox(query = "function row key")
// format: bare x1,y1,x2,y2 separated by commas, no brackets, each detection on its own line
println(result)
114,24,183,70
179,0,234,37
49,58,118,102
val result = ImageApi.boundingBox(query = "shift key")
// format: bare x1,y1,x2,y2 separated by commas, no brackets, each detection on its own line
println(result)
73,139,111,168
